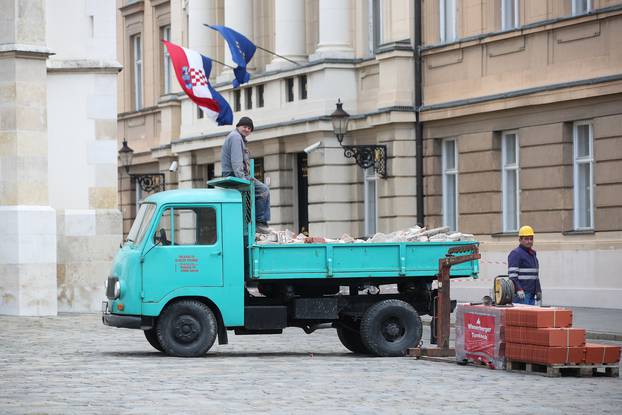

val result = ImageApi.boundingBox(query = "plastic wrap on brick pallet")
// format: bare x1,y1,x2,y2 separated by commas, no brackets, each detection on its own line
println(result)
455,303,507,369
256,225,476,244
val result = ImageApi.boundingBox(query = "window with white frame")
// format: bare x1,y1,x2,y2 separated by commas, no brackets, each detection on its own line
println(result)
501,0,520,30
364,167,378,236
440,0,457,43
131,34,143,111
369,0,384,54
502,132,520,232
572,0,591,16
442,139,458,231
162,25,172,94
573,121,594,229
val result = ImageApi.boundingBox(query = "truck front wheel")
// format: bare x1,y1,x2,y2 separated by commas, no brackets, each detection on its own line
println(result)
360,299,422,357
156,300,218,357
336,320,370,354
144,328,164,352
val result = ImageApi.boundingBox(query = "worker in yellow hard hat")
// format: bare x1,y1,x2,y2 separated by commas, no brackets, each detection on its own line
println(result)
507,225,541,305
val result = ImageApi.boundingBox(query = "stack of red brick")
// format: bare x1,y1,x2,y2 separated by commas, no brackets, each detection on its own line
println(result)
504,307,621,365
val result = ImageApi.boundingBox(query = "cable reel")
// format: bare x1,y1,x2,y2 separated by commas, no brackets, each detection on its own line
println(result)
493,275,515,305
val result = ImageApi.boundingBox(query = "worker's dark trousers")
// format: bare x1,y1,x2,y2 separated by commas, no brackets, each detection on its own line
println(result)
253,178,271,223
513,292,535,305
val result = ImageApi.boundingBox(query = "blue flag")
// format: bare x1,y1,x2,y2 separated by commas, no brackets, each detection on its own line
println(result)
205,24,256,88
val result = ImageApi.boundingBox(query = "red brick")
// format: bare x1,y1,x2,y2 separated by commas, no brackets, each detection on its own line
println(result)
584,343,621,364
505,307,572,328
506,343,584,365
505,327,585,347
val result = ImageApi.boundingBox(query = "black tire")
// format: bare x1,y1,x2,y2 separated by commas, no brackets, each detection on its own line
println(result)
156,300,218,357
336,322,370,354
360,299,423,357
144,328,164,352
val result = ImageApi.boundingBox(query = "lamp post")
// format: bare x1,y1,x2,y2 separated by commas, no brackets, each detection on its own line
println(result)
330,99,387,177
118,138,165,193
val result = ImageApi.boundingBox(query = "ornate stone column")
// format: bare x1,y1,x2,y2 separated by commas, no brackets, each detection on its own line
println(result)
266,0,307,70
217,0,254,82
311,0,354,60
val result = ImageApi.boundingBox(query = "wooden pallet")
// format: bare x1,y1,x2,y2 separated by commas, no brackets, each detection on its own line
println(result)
506,360,620,378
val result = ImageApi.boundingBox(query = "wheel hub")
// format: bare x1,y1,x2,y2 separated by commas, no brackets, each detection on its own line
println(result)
173,315,200,343
381,318,405,342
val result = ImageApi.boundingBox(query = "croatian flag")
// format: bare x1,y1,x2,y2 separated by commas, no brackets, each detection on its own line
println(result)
163,40,233,125
205,24,256,88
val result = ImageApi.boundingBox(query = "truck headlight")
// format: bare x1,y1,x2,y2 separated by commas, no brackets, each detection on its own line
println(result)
114,280,121,299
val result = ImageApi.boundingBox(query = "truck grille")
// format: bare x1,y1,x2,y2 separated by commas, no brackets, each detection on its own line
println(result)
106,276,118,299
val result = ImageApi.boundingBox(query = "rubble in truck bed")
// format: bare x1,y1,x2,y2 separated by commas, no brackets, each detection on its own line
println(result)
255,225,476,245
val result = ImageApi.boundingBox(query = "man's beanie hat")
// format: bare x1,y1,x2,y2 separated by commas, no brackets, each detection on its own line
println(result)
236,116,254,131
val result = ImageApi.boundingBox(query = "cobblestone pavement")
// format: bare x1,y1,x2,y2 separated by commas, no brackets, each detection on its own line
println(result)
1,314,620,414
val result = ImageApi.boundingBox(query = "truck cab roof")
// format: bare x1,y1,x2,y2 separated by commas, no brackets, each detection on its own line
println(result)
143,188,242,205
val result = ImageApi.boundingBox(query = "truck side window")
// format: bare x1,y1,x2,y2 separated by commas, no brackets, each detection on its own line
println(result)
153,207,217,246
154,208,173,246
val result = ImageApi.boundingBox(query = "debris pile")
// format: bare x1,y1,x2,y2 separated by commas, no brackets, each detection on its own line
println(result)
256,225,475,245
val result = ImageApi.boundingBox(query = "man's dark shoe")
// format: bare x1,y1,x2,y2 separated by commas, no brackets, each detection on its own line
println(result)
256,222,271,234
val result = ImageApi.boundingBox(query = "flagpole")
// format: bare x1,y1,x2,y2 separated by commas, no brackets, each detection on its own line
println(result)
211,58,236,70
254,45,303,67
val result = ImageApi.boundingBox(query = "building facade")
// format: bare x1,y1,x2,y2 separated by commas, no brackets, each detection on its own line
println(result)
422,0,622,308
0,0,122,315
116,0,622,308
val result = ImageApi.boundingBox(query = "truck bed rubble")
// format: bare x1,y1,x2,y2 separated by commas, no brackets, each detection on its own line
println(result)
256,226,475,245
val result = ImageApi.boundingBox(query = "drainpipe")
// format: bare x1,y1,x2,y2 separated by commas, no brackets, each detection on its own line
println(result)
414,0,424,226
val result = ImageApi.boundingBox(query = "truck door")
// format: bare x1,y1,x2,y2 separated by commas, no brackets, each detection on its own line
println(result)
142,204,223,303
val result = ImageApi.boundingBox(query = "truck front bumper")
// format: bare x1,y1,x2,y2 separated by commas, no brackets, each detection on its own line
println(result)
102,301,153,329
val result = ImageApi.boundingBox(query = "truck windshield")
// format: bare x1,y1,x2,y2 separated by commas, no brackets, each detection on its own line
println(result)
126,203,156,245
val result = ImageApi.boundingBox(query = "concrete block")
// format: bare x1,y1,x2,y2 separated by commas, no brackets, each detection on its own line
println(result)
87,140,117,165
595,207,622,231
0,263,57,316
95,209,123,235
89,187,117,209
460,151,499,173
94,164,117,187
518,123,564,147
94,119,117,140
379,196,416,217
520,144,565,168
595,160,622,185
460,171,501,193
458,131,495,153
459,192,501,214
63,209,96,237
458,213,500,235
595,136,622,162
520,166,572,189
593,113,622,140
87,93,116,119
520,188,571,212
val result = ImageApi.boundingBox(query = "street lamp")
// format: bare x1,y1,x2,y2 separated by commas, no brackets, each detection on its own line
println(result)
118,138,166,193
330,99,350,145
329,99,387,177
118,139,134,174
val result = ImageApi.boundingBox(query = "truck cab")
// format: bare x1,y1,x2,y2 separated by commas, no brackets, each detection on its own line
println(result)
103,174,479,357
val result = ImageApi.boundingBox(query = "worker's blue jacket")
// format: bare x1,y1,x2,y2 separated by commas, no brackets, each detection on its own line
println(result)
508,245,541,294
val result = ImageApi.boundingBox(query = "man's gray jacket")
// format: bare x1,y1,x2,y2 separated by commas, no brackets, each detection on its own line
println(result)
221,129,249,179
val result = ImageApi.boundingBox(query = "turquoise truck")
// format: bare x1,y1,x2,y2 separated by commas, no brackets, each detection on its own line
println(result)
103,170,479,357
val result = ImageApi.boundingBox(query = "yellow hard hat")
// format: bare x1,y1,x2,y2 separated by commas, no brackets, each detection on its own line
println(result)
518,225,534,237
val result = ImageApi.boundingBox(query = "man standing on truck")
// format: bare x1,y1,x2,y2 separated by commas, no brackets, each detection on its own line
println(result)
221,116,271,234
507,225,541,305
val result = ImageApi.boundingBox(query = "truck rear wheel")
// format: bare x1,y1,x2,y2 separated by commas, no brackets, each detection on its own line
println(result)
360,299,422,357
144,328,164,352
336,321,370,354
156,300,218,357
